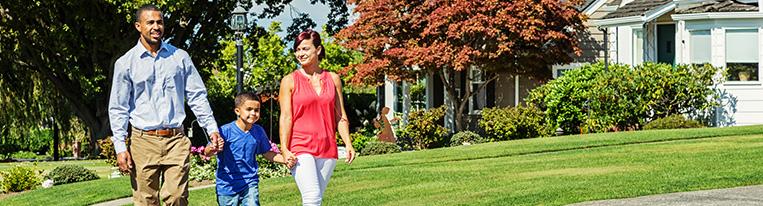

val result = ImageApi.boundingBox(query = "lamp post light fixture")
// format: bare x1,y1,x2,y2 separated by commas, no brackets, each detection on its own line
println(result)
230,4,248,94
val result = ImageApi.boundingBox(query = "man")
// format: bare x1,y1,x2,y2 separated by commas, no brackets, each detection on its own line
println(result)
108,4,223,206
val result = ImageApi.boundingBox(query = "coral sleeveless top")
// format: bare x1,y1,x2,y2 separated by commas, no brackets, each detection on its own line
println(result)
288,70,338,159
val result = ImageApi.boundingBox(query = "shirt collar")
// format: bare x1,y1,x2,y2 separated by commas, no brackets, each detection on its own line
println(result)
135,39,168,58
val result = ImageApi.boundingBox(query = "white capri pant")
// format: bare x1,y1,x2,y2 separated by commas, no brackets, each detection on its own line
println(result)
291,154,337,206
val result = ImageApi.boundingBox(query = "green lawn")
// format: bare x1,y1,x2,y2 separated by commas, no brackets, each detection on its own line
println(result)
3,125,763,205
0,177,132,205
0,159,113,178
187,125,763,205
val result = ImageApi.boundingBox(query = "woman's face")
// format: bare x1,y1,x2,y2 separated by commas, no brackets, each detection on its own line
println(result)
294,38,321,67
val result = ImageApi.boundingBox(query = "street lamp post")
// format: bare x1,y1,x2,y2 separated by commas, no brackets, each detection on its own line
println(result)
44,117,59,161
230,5,248,94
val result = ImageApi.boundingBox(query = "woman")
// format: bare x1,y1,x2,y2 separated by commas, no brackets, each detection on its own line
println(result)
278,29,356,206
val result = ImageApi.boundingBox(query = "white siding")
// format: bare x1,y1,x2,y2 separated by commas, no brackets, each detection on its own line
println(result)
677,18,763,126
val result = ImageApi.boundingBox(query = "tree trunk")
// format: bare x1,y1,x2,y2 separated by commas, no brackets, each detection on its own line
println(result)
439,68,499,133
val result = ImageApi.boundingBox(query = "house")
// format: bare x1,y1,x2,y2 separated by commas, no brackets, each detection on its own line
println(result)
591,0,763,126
378,1,618,131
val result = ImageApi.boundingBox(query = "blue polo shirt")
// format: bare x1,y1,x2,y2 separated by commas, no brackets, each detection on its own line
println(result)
215,121,272,195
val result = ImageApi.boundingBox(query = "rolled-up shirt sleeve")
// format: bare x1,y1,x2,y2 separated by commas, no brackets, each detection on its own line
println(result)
108,60,132,154
183,55,219,136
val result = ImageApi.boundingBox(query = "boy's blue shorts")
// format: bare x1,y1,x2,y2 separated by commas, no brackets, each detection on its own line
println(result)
217,185,260,206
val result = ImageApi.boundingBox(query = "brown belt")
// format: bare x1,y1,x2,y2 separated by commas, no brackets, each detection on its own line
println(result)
134,127,184,137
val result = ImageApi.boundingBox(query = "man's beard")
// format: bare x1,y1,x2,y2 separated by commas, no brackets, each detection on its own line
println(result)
142,33,162,45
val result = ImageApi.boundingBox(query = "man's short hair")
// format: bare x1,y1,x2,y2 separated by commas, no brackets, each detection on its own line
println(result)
234,91,260,108
135,4,162,23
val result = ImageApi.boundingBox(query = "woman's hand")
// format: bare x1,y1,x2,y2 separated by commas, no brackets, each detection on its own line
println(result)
344,146,356,164
282,149,297,168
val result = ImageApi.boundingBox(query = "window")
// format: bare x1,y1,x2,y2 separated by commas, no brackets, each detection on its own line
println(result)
690,30,711,64
468,67,486,115
633,29,644,65
726,29,759,81
555,68,573,78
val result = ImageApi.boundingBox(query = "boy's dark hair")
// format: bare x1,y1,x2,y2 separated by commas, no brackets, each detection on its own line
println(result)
135,4,162,23
235,91,260,108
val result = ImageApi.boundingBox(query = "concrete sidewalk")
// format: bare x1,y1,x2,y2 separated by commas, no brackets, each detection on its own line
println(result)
90,184,215,206
570,185,763,206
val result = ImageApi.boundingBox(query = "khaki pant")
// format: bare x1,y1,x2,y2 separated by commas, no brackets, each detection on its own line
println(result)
128,128,191,206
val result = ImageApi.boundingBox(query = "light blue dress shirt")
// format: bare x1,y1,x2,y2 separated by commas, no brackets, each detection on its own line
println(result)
108,40,219,154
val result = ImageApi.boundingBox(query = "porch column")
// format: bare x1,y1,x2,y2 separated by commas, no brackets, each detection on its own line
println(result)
384,75,396,120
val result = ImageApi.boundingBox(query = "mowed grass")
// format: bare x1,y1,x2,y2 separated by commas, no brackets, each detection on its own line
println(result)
186,125,763,205
3,125,763,205
0,177,132,205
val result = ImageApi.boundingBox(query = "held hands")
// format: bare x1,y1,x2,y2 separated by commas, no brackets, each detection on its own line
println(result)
209,132,224,152
117,151,133,174
282,149,297,168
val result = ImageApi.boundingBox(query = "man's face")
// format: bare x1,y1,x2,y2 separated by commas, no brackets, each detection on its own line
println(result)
135,10,164,46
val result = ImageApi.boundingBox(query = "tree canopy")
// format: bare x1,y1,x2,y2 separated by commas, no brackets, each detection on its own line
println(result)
336,0,587,131
0,0,351,154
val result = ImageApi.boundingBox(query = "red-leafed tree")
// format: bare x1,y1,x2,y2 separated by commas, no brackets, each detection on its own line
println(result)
336,0,587,132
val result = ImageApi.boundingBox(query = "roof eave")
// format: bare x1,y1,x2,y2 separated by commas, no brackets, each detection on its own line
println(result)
583,0,610,15
672,11,763,20
593,2,677,27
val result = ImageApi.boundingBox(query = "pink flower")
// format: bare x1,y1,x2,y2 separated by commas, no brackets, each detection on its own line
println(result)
269,142,280,154
190,146,207,155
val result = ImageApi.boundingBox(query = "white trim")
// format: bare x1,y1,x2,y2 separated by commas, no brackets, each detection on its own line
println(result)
644,3,677,22
722,81,762,86
514,75,520,106
583,0,609,15
591,16,641,27
552,63,584,78
672,12,763,21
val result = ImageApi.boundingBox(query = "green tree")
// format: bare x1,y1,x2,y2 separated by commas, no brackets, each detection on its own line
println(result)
0,0,351,154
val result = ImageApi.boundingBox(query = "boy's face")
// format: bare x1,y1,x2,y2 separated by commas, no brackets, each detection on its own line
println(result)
235,100,260,125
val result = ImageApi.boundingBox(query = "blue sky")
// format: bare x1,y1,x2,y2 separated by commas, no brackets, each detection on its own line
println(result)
251,0,357,39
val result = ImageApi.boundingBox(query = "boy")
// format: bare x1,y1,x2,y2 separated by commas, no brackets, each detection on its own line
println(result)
204,91,293,206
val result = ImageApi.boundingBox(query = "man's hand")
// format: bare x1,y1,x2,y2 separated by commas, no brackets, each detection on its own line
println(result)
209,132,223,152
117,151,133,174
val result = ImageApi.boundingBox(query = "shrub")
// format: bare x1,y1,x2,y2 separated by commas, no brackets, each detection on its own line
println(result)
449,131,486,146
528,62,719,133
398,106,449,150
27,129,53,154
189,155,216,182
1,166,41,192
644,114,704,130
10,151,39,160
479,106,552,141
256,155,289,179
526,63,607,134
351,132,375,154
188,146,216,182
44,165,99,185
361,142,401,156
